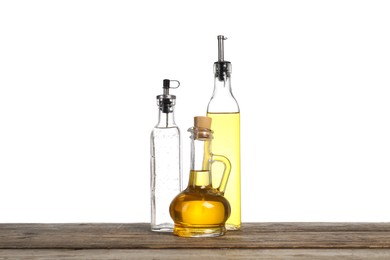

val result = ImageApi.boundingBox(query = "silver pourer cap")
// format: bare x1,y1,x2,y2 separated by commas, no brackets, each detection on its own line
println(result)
156,79,180,113
214,35,232,80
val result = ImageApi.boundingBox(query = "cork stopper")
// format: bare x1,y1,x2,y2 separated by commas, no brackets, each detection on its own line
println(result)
194,116,212,129
192,116,212,140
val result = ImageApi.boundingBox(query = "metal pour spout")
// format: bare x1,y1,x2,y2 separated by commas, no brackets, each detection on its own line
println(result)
215,35,231,80
157,79,180,114
218,35,227,62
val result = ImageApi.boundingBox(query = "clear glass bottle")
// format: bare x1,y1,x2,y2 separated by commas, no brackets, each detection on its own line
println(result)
170,116,231,237
207,35,241,230
150,79,182,232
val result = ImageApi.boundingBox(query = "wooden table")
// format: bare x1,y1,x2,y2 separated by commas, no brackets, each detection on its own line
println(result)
1,223,390,259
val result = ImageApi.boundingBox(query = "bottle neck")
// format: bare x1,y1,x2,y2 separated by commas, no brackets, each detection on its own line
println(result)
190,138,211,171
188,128,213,188
213,74,232,95
156,109,176,128
207,73,239,113
188,169,212,188
212,61,233,98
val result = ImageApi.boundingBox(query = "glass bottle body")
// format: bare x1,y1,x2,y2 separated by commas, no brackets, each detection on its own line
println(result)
207,68,241,230
150,107,181,232
170,125,231,237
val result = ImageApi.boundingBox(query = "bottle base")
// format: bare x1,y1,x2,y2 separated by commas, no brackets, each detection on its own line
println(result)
226,223,241,230
151,223,174,232
173,225,226,237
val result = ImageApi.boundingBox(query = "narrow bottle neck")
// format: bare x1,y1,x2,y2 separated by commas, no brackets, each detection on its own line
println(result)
156,109,176,128
188,128,213,188
190,138,211,171
212,60,233,97
213,75,232,96
188,170,212,188
208,74,239,113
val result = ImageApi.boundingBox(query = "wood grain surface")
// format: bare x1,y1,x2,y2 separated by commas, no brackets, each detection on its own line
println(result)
1,223,390,259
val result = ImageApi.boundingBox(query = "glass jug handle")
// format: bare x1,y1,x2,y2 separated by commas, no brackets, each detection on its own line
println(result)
211,154,231,194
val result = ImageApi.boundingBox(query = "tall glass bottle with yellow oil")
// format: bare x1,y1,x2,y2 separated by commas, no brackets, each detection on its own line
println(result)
207,35,241,230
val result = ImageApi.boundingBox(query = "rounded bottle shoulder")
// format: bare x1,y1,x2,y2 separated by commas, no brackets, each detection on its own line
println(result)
170,190,230,224
170,189,231,215
151,125,180,132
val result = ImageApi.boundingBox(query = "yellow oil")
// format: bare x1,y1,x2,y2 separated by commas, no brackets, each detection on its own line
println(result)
169,170,231,237
206,112,241,230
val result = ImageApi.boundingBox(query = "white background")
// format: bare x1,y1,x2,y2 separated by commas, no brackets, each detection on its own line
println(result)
1,0,390,223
